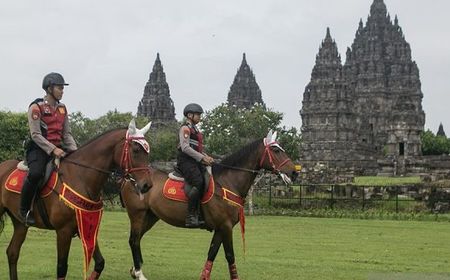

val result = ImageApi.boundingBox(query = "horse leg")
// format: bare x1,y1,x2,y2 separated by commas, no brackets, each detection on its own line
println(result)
222,227,240,280
6,217,29,280
199,230,223,280
129,211,159,280
56,227,73,280
87,241,104,280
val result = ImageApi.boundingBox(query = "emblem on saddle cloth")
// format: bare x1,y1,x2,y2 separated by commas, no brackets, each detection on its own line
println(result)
163,176,215,203
4,168,58,197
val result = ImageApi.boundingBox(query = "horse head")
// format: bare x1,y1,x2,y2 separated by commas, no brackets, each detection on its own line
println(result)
116,119,152,194
259,130,299,184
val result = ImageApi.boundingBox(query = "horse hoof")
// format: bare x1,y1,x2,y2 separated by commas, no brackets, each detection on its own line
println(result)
88,271,101,280
130,267,148,280
130,267,137,279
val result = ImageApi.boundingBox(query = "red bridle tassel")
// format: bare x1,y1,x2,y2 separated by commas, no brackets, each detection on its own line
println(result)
239,207,245,259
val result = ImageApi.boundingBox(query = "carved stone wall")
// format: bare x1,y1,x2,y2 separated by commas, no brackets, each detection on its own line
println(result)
300,0,425,175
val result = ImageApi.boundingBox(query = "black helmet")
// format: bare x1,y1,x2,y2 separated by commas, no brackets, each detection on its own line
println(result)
183,103,204,117
42,72,69,90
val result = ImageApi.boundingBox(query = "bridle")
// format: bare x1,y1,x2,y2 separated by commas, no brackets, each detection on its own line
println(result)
63,134,150,183
119,135,151,181
259,141,291,174
214,140,291,175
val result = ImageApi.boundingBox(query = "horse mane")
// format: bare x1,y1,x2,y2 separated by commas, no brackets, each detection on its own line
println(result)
212,138,263,176
66,127,126,157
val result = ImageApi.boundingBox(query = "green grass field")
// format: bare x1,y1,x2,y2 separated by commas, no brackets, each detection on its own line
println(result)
1,212,450,279
354,176,422,186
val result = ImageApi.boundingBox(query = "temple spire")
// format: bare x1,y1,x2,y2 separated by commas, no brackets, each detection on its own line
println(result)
227,53,264,109
137,53,176,127
437,123,447,137
325,27,331,41
370,0,387,17
315,27,341,70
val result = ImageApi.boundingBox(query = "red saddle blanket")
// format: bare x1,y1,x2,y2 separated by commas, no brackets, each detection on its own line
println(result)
163,176,215,203
4,168,58,197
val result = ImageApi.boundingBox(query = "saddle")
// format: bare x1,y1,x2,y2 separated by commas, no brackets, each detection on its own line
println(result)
5,160,58,197
5,160,59,229
164,166,214,203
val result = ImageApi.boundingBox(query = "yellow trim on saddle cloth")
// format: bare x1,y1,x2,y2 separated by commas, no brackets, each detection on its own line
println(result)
162,177,215,204
162,179,187,203
4,171,21,194
4,169,58,197
59,183,103,212
201,177,214,204
41,172,59,198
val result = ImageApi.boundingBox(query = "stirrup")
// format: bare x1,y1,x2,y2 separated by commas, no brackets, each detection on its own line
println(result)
21,210,35,227
185,214,200,228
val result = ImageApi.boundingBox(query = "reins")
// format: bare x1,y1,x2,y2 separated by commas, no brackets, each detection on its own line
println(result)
213,141,291,175
62,158,113,175
61,135,150,180
212,162,260,174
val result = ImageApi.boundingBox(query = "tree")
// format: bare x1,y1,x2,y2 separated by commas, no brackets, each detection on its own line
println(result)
421,129,450,155
69,110,179,161
201,103,301,160
277,126,302,161
69,109,149,146
0,111,28,161
148,122,179,161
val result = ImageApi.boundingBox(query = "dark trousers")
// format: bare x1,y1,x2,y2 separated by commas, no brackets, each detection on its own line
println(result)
20,145,51,211
177,153,205,192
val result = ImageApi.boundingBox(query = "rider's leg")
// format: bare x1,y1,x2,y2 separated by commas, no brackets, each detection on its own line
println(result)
186,186,201,227
19,147,49,226
178,158,205,227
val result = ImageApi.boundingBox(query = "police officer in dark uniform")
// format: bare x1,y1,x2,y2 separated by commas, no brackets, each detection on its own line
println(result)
19,72,78,226
177,103,214,228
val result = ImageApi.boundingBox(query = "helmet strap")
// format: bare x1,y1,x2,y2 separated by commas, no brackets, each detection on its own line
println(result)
46,87,59,104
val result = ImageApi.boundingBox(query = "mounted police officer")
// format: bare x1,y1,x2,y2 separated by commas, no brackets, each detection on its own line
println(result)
177,103,214,228
19,72,78,226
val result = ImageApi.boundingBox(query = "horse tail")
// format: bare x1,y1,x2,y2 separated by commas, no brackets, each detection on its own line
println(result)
0,160,17,235
0,211,5,235
0,182,5,235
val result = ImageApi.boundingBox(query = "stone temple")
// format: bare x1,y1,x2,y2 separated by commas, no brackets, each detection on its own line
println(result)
227,53,265,109
300,0,425,175
137,53,176,127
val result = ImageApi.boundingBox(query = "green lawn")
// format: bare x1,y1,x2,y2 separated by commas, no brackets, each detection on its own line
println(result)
354,176,421,186
1,212,450,279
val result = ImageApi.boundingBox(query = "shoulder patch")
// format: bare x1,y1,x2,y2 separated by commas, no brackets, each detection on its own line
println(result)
182,127,190,139
31,109,40,120
58,106,66,114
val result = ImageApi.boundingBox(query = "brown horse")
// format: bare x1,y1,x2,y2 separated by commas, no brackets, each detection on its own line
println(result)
122,130,298,280
0,119,152,280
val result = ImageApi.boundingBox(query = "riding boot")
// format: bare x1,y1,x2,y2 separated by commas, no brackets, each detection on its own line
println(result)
19,178,36,227
186,187,201,228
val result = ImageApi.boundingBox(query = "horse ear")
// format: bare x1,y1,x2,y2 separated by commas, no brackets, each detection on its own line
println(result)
266,130,273,142
139,121,152,135
272,131,278,142
128,119,137,135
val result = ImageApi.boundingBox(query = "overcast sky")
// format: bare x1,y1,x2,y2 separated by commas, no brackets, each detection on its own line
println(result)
1,0,449,133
